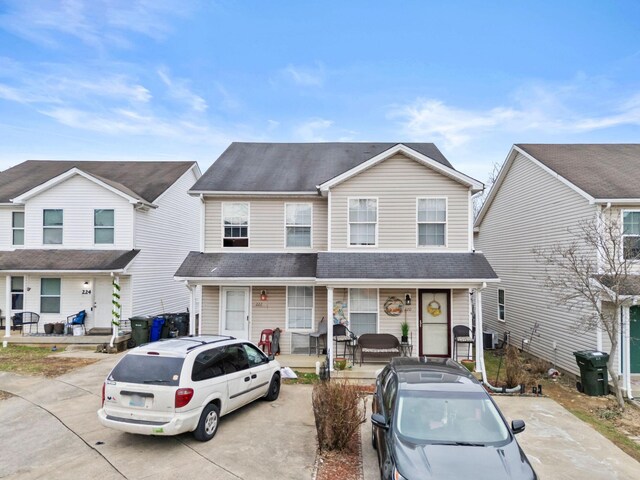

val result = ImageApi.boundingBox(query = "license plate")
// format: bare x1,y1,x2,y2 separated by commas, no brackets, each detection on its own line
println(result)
129,394,145,407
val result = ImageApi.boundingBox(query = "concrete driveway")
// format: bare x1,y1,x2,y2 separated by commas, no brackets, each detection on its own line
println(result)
0,354,317,480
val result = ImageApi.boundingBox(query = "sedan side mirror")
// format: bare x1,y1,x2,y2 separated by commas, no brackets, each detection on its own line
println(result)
371,413,389,430
511,419,525,434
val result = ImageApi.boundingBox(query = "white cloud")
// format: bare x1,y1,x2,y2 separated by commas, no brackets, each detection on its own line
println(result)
158,68,208,112
282,64,325,87
294,118,333,141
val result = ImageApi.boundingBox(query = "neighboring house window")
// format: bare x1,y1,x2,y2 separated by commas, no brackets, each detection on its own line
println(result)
12,212,24,246
95,209,115,244
417,198,446,246
287,286,313,329
43,209,63,245
622,211,640,259
11,276,24,310
349,198,377,246
223,203,249,247
41,278,61,314
349,288,377,337
498,289,505,322
285,203,312,247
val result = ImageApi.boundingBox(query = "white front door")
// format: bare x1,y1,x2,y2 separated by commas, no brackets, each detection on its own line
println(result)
93,277,113,329
221,287,250,340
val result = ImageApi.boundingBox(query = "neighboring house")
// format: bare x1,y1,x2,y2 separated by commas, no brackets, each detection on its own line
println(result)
175,143,498,368
475,144,640,398
0,160,201,336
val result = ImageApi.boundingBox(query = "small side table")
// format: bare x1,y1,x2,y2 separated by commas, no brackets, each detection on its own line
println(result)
400,343,413,357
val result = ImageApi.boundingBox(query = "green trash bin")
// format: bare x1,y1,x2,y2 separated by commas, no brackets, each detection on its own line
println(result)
573,350,609,396
129,316,152,347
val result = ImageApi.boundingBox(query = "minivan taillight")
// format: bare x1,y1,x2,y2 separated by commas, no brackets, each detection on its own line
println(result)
175,388,194,408
101,382,106,407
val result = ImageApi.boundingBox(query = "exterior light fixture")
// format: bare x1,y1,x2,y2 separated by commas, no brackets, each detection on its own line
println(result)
83,281,90,288
260,290,268,301
405,293,412,306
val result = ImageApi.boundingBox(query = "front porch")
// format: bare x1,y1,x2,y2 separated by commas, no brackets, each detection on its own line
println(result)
2,331,131,349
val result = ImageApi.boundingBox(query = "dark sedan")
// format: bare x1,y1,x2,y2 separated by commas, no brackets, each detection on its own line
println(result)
371,357,537,480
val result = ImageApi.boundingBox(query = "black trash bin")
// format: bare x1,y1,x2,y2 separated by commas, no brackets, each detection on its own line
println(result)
573,350,609,396
129,316,152,347
172,312,189,337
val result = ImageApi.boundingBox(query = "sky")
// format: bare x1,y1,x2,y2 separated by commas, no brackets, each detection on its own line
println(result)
0,0,639,182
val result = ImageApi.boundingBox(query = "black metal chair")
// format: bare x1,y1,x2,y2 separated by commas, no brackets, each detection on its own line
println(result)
333,323,357,361
12,312,40,335
309,317,327,355
452,325,474,360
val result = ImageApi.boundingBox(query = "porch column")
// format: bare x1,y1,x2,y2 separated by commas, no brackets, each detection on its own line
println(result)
474,288,486,382
187,283,196,336
622,306,634,399
327,286,334,371
3,275,11,345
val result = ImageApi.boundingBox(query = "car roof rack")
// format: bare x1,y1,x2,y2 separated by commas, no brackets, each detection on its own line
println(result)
182,336,236,351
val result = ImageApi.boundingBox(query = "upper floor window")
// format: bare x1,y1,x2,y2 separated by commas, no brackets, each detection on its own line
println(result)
12,212,24,246
417,198,446,247
43,209,63,245
498,289,505,322
41,278,61,314
287,286,314,330
95,209,115,244
285,203,312,248
349,198,377,246
223,203,249,247
622,211,640,259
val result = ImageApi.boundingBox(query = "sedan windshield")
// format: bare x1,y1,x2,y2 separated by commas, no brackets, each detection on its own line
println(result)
395,391,510,446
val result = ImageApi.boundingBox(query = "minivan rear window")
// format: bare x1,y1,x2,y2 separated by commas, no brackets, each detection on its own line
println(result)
108,354,184,386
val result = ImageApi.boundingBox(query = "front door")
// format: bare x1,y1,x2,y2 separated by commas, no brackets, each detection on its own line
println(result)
221,287,250,340
630,306,640,373
419,290,450,357
93,277,113,329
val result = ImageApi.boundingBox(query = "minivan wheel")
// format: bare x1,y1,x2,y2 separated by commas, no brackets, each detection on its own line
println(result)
264,373,281,401
194,404,220,442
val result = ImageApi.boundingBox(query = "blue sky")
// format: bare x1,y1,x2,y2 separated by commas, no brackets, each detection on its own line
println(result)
0,1,639,181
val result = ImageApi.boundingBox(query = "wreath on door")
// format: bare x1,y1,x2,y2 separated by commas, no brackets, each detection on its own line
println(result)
427,299,442,317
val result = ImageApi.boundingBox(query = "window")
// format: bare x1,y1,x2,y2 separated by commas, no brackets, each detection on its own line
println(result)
11,276,24,310
243,343,268,366
221,345,249,373
95,209,114,244
498,289,505,322
622,211,640,259
349,198,377,246
418,198,446,246
40,278,61,314
191,347,225,381
287,286,313,329
223,203,249,247
285,203,312,247
349,288,377,337
12,212,24,246
43,209,63,245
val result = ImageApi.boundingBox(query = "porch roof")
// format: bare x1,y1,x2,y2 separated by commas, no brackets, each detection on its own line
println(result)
596,274,640,296
0,249,140,272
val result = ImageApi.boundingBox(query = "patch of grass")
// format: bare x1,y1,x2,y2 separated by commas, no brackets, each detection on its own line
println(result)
283,370,319,384
483,350,507,385
0,345,96,377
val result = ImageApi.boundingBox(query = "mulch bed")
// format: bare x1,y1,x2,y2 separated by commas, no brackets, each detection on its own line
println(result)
315,427,363,480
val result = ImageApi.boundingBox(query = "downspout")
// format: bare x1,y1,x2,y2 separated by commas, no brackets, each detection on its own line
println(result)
110,273,121,349
623,304,634,400
3,275,11,347
474,283,487,382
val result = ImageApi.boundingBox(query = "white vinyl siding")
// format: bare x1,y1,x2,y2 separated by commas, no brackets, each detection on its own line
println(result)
43,209,63,245
285,203,312,248
476,152,598,376
417,198,447,246
349,288,378,337
286,286,314,330
94,209,115,244
622,210,640,259
12,212,24,246
222,202,249,247
331,153,470,250
498,288,505,322
40,278,61,313
348,198,377,246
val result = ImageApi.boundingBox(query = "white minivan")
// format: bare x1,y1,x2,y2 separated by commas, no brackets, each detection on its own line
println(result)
97,336,281,441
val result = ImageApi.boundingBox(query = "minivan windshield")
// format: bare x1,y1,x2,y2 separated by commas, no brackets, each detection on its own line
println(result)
108,354,184,386
395,391,510,446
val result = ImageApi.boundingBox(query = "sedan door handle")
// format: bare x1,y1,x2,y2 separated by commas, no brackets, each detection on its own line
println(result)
244,377,250,382
251,374,257,379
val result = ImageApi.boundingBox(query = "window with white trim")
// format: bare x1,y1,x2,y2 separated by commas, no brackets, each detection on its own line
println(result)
12,212,24,246
287,286,313,329
285,203,312,247
417,198,446,246
223,203,249,247
622,211,640,259
94,209,114,244
498,289,505,322
349,288,377,337
43,209,63,245
349,198,377,246
41,278,61,314
11,276,24,310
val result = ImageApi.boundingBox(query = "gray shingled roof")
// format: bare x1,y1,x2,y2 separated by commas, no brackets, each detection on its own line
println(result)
0,160,195,204
190,142,452,193
316,252,498,280
0,249,140,271
175,252,318,278
595,275,640,296
517,144,640,199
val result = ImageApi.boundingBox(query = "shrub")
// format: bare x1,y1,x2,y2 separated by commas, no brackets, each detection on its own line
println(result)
312,379,366,451
504,344,527,388
527,356,553,376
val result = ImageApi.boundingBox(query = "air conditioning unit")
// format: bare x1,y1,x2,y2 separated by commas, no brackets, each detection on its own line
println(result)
483,330,499,350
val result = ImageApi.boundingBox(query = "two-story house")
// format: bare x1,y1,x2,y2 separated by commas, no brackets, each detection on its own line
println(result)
175,143,498,370
475,144,640,399
0,160,201,338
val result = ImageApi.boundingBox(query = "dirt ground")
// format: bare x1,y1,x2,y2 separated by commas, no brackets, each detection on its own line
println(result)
0,345,98,377
316,428,362,480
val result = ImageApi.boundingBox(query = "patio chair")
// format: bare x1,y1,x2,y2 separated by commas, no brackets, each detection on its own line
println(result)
453,325,474,360
12,312,40,335
66,310,87,335
333,323,357,361
309,317,327,356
